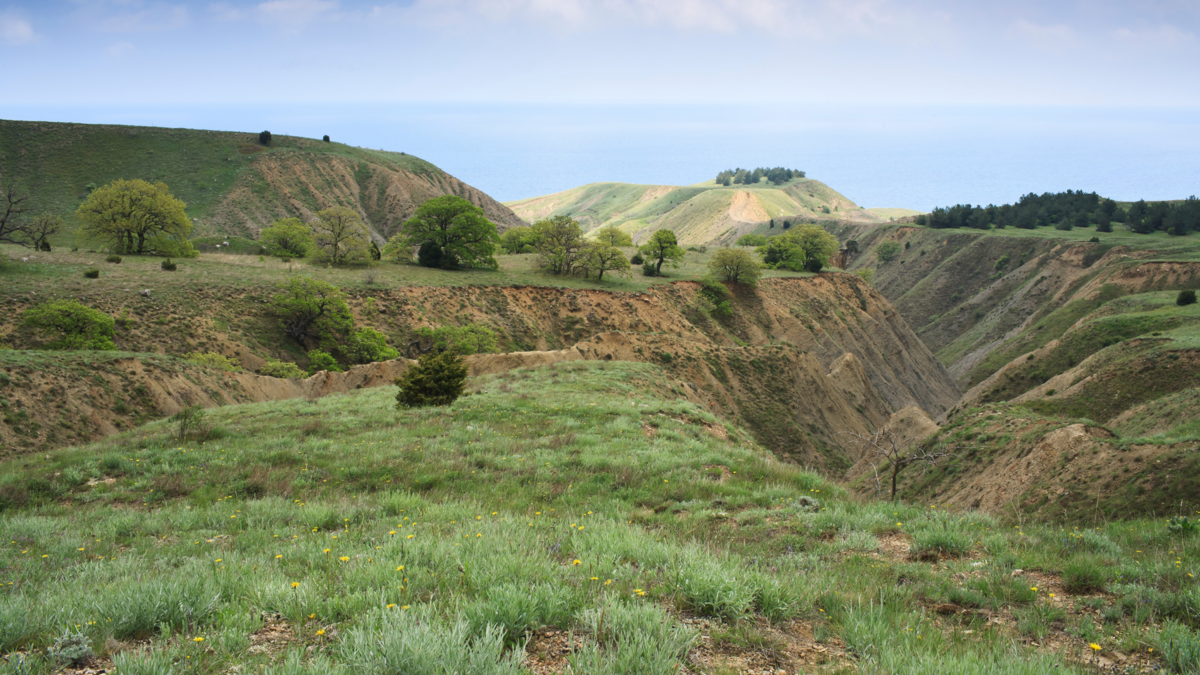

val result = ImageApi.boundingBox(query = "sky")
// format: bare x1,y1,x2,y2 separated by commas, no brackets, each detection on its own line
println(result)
1,0,1198,106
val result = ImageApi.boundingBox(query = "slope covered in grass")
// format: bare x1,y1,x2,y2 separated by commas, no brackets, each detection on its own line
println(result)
0,119,525,242
2,361,1199,674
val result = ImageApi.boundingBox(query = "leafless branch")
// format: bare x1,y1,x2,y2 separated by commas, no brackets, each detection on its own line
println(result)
839,428,958,501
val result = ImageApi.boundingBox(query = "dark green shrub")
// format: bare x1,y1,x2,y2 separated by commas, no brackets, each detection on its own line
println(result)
630,253,644,265
395,350,468,408
84,268,100,279
105,255,122,264
259,130,272,146
306,349,343,375
1177,290,1197,307
20,300,116,350
1089,236,1101,242
322,135,330,142
259,360,306,379
804,257,824,273
642,261,657,277
417,241,443,268
161,258,177,271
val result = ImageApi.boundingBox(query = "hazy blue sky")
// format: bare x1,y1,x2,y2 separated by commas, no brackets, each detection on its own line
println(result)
2,0,1198,106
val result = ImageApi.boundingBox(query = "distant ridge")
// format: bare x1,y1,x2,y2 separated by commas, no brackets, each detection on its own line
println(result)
0,119,526,242
505,178,921,246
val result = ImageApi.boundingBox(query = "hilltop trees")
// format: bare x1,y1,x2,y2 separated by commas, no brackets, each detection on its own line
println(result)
259,130,272,146
916,190,1200,236
708,248,761,285
716,167,805,186
395,195,500,269
639,229,685,276
310,207,371,266
76,179,195,256
259,217,314,258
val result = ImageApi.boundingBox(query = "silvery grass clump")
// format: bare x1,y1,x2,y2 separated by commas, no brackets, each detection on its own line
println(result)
570,595,696,675
342,605,523,675
46,627,93,666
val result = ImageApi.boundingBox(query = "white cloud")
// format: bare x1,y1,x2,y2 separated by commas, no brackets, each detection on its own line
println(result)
106,40,136,56
97,4,189,32
255,0,338,31
1014,19,1077,51
0,13,37,45
209,2,245,22
1113,24,1197,48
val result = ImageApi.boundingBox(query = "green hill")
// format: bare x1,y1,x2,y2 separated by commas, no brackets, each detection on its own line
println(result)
505,178,906,246
0,119,526,243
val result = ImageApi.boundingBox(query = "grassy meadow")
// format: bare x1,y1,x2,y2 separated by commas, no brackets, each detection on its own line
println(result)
1,361,1198,674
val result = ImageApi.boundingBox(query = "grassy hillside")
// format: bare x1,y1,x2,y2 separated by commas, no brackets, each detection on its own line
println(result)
505,178,892,246
2,361,1197,673
0,119,525,243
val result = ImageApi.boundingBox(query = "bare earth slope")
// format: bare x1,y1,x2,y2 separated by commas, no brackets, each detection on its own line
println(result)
0,275,959,472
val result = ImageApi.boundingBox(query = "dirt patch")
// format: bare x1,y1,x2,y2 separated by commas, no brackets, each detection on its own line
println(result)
247,612,295,656
522,628,587,674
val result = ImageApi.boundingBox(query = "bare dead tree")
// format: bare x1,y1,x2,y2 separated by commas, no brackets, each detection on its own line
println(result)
0,175,33,246
840,429,957,501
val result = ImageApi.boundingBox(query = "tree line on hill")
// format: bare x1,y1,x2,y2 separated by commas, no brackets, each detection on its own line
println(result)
715,167,805,186
917,190,1200,236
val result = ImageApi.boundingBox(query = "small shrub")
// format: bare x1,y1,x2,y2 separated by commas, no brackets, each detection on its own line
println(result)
673,550,754,620
306,349,343,375
395,350,468,408
697,277,733,319
1177,290,1197,307
1168,516,1198,536
105,254,122,264
20,299,116,350
259,360,306,379
161,258,177,271
1158,620,1200,673
183,351,242,372
641,260,657,277
46,628,93,667
911,529,971,561
84,268,100,278
854,268,874,285
173,405,206,440
342,326,399,364
630,253,644,265
875,241,902,262
1062,556,1108,593
1089,236,1100,242
322,134,330,142
259,130,272,146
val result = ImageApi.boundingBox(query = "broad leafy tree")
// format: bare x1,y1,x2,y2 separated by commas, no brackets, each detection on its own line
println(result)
639,229,685,276
311,207,371,266
582,243,630,282
760,235,805,271
76,179,193,256
594,224,633,247
400,196,500,269
259,217,314,258
708,248,761,285
499,225,538,254
270,277,354,348
534,215,588,275
792,225,840,269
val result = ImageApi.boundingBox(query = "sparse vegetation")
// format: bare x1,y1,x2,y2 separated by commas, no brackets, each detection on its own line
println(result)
259,359,306,379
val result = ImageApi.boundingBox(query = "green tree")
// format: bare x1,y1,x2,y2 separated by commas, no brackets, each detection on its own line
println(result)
759,235,805,271
854,268,875,285
259,217,314,258
417,241,444,268
270,277,354,348
381,233,412,263
736,234,767,247
399,196,500,270
395,350,469,408
343,326,399,364
1178,290,1197,307
534,215,588,275
792,225,840,269
21,300,116,351
310,207,371,266
581,243,631,282
499,225,539,254
76,179,193,256
707,248,761,285
413,324,499,356
594,224,633,247
875,241,902,262
639,229,685,276
259,130,272,146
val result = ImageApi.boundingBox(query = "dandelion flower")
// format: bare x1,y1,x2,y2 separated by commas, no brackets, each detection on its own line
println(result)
396,565,404,571
402,605,409,609
387,604,395,608
339,556,350,562
291,582,300,588
324,548,331,553
572,559,582,565
316,629,325,636
275,555,283,559
1089,643,1101,652
194,637,204,642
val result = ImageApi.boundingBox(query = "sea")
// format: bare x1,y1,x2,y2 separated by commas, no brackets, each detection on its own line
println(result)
3,103,1198,211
